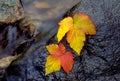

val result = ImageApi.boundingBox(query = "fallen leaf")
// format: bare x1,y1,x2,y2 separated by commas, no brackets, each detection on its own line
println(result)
57,13,96,55
67,29,85,54
45,43,74,75
45,55,61,75
60,51,74,74
57,17,73,42
46,44,59,55
73,13,96,35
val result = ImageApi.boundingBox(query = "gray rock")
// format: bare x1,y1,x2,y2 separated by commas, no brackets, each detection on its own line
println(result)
0,0,24,23
3,0,120,81
0,0,31,79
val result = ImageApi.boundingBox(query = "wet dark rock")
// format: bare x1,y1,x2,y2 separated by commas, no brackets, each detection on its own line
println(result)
0,0,35,79
3,0,120,81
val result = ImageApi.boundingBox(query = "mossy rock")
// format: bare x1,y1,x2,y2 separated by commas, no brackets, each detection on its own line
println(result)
0,0,24,23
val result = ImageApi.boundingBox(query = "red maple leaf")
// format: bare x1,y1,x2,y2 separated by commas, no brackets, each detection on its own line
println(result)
46,43,74,74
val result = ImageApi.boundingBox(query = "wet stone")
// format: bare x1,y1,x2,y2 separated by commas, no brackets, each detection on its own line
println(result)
2,0,120,81
0,0,24,23
0,0,35,79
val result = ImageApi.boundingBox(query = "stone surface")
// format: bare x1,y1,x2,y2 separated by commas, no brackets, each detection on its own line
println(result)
1,0,120,81
0,0,30,79
0,0,24,23
0,0,80,80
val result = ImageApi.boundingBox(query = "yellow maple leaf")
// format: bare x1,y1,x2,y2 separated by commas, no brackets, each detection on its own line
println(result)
67,29,86,54
57,13,96,55
73,13,96,35
57,17,73,42
45,55,61,75
46,44,59,55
